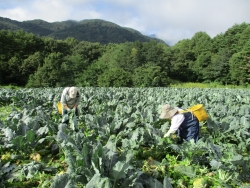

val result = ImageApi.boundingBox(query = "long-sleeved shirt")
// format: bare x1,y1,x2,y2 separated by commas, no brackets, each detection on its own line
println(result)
165,108,185,136
169,113,185,131
60,87,81,109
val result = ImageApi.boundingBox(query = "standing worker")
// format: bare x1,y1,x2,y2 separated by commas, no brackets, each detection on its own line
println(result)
159,104,200,143
60,86,81,118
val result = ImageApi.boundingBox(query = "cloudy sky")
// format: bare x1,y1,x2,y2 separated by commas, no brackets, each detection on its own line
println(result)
1,0,250,46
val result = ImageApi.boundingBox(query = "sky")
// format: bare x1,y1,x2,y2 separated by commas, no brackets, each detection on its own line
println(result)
1,0,250,46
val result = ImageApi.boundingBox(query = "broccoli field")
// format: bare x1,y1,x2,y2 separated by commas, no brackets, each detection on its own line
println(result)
0,87,250,188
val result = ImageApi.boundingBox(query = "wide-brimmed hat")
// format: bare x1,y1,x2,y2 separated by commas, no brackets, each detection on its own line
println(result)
69,87,78,98
159,104,178,119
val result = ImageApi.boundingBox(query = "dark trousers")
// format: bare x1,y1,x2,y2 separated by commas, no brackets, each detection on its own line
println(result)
177,112,200,143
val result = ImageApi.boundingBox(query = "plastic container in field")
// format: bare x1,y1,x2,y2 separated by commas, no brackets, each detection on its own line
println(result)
188,104,209,122
57,102,62,114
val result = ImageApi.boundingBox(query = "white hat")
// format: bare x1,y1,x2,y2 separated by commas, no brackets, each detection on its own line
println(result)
69,87,78,98
159,104,178,119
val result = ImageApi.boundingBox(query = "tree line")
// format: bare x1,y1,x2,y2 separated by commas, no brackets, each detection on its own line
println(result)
0,22,250,88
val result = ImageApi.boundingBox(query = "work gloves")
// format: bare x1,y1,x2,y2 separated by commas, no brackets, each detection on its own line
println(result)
67,108,76,113
164,129,176,138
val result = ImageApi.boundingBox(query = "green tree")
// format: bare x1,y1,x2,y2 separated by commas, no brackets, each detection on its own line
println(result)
64,37,79,48
72,41,104,66
98,68,132,87
239,40,250,84
237,25,250,51
132,63,167,87
139,41,170,70
106,42,137,72
74,44,117,86
21,52,44,80
223,23,249,54
0,30,14,61
43,37,70,55
26,52,64,87
211,33,227,54
75,60,107,86
0,30,45,85
192,52,212,82
6,55,24,85
170,39,196,82
130,41,144,68
208,49,231,84
61,54,85,86
189,32,212,57
229,51,250,85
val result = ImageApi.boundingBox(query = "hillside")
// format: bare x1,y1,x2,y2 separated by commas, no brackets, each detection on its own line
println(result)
0,17,167,45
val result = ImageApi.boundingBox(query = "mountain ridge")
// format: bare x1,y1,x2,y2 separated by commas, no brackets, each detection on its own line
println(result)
0,17,167,45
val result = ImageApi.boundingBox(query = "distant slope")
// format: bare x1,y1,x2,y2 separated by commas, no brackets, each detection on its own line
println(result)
0,17,167,45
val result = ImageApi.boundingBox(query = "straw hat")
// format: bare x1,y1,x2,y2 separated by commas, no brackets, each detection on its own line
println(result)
159,104,178,119
69,87,78,98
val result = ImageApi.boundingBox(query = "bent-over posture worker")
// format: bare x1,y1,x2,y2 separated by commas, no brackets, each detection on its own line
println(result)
60,86,81,117
160,104,200,143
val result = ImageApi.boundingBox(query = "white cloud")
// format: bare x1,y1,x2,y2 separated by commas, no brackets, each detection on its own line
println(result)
0,7,27,20
1,0,250,45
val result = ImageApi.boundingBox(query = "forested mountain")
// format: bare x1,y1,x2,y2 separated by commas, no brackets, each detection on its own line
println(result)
0,17,165,45
0,20,249,87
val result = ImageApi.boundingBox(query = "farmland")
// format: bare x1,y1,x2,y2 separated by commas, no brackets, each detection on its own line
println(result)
0,87,250,188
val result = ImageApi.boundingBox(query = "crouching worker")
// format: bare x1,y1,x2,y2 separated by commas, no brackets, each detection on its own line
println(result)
159,104,200,143
60,86,81,131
